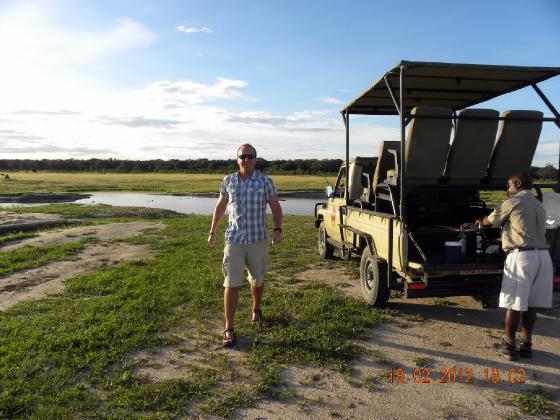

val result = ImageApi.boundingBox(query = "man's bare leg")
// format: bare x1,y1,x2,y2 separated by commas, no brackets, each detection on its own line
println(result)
224,287,239,330
520,307,537,340
504,309,521,340
251,284,263,312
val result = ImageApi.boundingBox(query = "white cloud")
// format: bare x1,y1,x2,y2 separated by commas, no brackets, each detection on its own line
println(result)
176,25,213,34
144,77,248,105
319,97,342,105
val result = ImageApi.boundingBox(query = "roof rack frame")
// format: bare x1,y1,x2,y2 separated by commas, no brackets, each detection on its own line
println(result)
339,61,560,207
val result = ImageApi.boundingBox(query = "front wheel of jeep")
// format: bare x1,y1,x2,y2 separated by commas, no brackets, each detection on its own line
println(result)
318,222,334,259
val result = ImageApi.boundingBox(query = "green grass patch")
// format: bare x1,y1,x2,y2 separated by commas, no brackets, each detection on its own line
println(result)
360,375,379,390
412,357,432,368
0,231,38,246
5,203,178,220
432,298,457,307
0,240,93,276
366,349,391,365
507,386,560,417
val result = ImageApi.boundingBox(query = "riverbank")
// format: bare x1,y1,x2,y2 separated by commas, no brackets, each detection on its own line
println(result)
0,192,91,203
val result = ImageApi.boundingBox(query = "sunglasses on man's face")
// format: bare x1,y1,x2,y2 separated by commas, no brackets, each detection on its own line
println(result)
238,154,255,160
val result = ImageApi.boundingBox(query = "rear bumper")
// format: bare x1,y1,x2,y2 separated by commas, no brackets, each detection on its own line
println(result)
404,272,560,297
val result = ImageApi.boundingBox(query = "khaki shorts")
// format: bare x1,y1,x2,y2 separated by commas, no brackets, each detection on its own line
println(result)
499,249,553,311
222,239,269,288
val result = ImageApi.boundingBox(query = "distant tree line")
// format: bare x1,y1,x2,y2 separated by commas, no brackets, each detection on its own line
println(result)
0,158,344,175
0,159,557,179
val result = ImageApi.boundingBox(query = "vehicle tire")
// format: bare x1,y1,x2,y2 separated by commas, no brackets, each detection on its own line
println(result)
318,222,334,259
360,247,390,307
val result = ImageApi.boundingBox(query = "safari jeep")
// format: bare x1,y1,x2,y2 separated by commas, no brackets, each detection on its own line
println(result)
314,61,560,307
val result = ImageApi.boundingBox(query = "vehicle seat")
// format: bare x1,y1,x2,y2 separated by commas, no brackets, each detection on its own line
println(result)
372,141,400,188
386,106,453,186
486,110,543,184
444,108,499,184
347,161,364,201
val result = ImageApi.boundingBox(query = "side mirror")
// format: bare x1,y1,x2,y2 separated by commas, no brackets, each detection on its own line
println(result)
326,185,333,198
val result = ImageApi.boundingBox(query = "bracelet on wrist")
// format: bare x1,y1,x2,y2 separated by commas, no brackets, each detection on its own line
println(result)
273,227,282,233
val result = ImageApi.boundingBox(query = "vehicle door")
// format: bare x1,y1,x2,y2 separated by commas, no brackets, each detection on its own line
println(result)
325,166,347,239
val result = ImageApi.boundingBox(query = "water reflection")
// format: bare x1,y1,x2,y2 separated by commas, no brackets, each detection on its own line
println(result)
42,191,323,215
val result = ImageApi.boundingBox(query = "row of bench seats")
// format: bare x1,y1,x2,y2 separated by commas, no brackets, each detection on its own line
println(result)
349,107,543,203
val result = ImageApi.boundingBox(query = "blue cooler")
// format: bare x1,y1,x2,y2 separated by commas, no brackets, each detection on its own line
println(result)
444,241,462,264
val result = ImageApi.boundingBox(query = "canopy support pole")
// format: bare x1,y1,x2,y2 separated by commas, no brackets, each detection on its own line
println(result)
384,75,401,115
532,83,560,129
399,65,407,222
344,110,350,204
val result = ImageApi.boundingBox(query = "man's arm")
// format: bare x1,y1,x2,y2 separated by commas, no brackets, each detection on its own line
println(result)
268,195,283,245
476,216,492,226
477,199,514,228
208,194,228,246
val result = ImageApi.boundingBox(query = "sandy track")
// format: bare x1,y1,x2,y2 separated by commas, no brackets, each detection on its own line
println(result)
236,268,560,419
1,221,165,251
0,221,164,311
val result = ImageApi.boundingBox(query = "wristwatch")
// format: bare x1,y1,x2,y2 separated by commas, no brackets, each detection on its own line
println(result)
273,227,282,233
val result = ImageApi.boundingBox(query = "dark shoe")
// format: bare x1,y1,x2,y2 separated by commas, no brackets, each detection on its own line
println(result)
223,328,236,347
518,340,533,358
495,339,518,361
251,309,263,325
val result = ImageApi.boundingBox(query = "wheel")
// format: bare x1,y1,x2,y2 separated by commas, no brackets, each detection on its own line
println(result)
360,247,390,307
318,221,334,259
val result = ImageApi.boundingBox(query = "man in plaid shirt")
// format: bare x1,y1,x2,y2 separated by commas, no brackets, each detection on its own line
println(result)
208,144,283,347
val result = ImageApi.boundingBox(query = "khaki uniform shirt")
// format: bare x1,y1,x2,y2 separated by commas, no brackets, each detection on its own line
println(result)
487,189,548,251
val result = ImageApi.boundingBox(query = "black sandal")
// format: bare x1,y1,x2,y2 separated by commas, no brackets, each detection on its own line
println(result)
252,309,263,325
223,328,236,347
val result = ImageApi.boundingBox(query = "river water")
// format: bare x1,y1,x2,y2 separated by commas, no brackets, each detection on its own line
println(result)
1,191,325,216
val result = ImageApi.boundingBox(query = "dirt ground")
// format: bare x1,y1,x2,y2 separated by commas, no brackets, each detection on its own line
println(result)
1,217,558,418
0,221,164,311
238,269,560,420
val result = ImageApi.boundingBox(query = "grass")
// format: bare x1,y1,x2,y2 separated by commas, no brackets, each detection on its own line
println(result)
0,172,333,195
412,357,432,368
497,386,560,418
0,207,388,418
0,239,94,276
0,231,38,246
360,375,379,390
366,349,391,365
4,203,179,220
432,298,457,307
508,386,560,417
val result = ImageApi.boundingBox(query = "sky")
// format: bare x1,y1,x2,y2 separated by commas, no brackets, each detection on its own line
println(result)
1,0,559,165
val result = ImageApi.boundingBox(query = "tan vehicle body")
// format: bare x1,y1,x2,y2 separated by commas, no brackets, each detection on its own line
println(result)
314,61,560,307
319,172,406,272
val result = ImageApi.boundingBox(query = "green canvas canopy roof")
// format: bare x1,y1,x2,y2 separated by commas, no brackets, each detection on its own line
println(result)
342,61,560,116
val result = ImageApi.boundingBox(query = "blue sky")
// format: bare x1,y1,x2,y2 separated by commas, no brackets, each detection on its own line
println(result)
1,0,559,164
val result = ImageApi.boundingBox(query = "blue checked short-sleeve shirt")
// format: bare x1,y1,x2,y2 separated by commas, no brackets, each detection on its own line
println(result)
220,171,278,244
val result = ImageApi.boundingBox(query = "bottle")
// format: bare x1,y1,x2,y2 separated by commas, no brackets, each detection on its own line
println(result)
458,225,467,257
476,223,484,255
